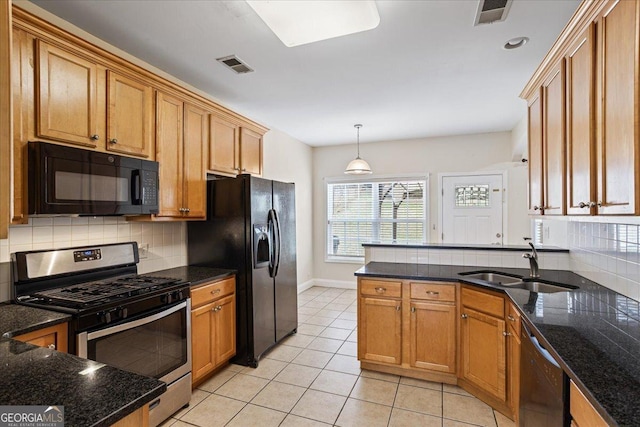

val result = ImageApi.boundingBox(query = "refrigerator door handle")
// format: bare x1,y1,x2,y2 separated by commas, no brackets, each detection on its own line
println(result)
273,210,282,277
268,209,280,278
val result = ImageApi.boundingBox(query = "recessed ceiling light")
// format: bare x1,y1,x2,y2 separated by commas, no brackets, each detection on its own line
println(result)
247,0,380,48
503,37,529,50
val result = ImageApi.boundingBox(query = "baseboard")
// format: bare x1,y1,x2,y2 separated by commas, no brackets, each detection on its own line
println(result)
309,279,357,290
297,280,315,293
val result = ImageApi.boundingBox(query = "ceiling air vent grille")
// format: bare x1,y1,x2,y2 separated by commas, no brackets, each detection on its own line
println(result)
216,55,254,74
474,0,512,26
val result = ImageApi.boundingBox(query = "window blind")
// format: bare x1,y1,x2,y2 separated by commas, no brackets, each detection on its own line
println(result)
327,178,427,259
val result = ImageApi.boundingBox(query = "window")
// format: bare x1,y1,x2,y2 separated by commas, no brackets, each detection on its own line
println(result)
326,177,428,260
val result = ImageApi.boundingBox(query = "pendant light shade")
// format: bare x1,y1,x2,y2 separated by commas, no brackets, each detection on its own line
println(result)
345,124,372,175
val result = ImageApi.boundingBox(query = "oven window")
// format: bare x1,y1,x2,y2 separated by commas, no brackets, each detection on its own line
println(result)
87,308,187,380
55,171,129,202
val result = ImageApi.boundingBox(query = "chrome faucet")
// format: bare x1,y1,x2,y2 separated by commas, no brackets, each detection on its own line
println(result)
522,240,540,278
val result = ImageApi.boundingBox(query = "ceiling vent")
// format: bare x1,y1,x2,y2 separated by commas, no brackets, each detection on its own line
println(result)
216,55,254,74
474,0,513,26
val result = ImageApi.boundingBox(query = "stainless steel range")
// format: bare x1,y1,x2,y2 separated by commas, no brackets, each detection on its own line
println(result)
12,242,191,427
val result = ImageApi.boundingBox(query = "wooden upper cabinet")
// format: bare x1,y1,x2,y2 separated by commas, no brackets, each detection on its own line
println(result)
182,103,208,219
542,61,566,215
106,71,153,158
240,127,263,176
156,92,184,217
209,115,239,175
596,0,639,215
566,25,596,215
36,40,99,147
527,92,544,214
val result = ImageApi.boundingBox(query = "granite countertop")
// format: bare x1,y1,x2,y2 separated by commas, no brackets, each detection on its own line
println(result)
150,265,236,287
0,303,72,338
362,242,569,252
0,338,166,426
356,262,639,426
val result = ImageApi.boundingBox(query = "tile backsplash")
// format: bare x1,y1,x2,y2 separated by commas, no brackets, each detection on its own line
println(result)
0,217,187,302
568,221,640,302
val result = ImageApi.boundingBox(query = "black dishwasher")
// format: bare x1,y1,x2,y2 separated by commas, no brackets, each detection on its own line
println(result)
520,321,569,426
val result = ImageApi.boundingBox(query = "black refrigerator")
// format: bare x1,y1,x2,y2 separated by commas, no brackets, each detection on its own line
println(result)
187,175,298,367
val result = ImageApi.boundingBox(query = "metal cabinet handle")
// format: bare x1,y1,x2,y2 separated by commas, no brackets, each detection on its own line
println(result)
533,205,540,211
211,289,221,295
597,201,603,207
185,208,190,213
426,291,440,296
212,305,222,312
461,313,468,319
395,306,401,311
109,138,118,144
90,134,100,141
242,168,247,172
502,331,511,337
48,344,56,349
374,287,386,294
411,307,416,313
507,315,515,322
234,167,241,171
178,208,185,213
578,201,597,208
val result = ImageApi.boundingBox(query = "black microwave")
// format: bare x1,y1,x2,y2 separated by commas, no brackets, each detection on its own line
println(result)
28,141,159,216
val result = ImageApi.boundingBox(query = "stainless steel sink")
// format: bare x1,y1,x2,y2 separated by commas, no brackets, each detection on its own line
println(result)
458,271,523,286
511,279,579,293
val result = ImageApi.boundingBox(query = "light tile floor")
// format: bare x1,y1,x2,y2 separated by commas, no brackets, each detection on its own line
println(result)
161,286,516,427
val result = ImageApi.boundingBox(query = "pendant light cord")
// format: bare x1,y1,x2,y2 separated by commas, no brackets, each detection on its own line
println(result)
355,124,362,159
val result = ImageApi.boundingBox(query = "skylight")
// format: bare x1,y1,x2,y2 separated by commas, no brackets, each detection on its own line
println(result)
247,0,380,47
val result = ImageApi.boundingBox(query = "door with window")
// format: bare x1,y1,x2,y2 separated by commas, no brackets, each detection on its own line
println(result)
441,174,503,245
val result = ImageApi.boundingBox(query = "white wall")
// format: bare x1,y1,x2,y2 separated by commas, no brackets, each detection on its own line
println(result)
262,128,314,288
312,131,528,285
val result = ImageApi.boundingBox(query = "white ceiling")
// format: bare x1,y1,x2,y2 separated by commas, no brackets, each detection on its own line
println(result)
27,0,580,147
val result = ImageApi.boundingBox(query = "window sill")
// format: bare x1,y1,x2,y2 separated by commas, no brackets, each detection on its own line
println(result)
325,256,365,265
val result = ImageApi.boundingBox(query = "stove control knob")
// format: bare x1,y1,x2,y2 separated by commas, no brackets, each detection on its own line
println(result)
98,311,112,324
119,307,128,319
161,293,173,304
173,290,184,301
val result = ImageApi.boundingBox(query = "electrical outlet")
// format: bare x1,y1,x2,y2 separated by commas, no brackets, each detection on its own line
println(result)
139,243,149,259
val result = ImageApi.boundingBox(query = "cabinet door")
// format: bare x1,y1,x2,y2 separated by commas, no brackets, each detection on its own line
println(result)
460,306,507,402
508,326,521,422
13,323,68,353
36,40,98,147
596,0,639,214
240,127,263,176
106,71,153,158
410,301,456,373
191,302,215,383
183,103,208,219
209,115,239,175
528,92,544,214
542,61,566,215
156,92,184,217
213,294,236,365
358,296,401,365
566,25,596,215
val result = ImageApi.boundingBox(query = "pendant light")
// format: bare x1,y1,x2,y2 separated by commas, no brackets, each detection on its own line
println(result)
345,124,372,175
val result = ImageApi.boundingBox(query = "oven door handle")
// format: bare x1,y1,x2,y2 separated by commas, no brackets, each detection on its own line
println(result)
77,300,189,357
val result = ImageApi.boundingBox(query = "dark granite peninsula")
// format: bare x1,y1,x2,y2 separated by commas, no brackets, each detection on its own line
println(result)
0,304,71,338
0,339,165,426
150,265,235,287
355,262,640,426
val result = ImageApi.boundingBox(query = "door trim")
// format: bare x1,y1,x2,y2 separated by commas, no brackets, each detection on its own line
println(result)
437,171,508,244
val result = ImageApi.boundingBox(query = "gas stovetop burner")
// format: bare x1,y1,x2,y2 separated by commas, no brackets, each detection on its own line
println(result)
31,275,180,306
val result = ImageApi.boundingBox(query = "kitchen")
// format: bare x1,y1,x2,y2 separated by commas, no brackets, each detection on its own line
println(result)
0,0,638,426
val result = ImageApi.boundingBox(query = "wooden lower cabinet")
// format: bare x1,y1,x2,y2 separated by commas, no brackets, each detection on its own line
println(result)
190,277,236,386
13,322,68,353
570,380,608,427
357,278,457,383
359,295,402,365
409,301,456,373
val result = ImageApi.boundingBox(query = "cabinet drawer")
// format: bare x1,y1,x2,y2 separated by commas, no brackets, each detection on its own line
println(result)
507,302,521,338
360,279,402,298
191,277,235,308
570,380,608,427
410,282,455,302
461,286,504,318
